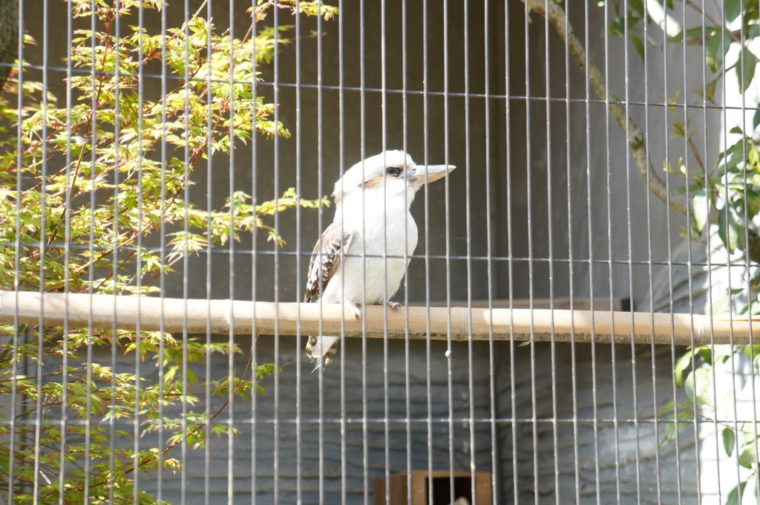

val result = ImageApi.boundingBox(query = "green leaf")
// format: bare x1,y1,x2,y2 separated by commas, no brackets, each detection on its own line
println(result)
726,481,747,505
718,205,745,253
753,108,760,130
675,349,697,386
609,17,626,37
744,344,760,360
684,366,714,405
724,0,746,23
691,188,711,235
738,445,757,468
706,29,731,72
659,400,675,417
722,426,736,456
631,34,645,62
669,25,718,43
737,47,758,93
629,0,645,16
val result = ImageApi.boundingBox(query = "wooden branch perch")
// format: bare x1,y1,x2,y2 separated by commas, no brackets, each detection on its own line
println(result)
0,290,758,346
522,0,689,217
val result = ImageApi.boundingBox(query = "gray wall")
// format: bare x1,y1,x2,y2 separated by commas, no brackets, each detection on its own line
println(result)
18,0,723,503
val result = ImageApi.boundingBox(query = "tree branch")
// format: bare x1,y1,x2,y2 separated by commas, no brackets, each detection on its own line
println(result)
521,0,689,217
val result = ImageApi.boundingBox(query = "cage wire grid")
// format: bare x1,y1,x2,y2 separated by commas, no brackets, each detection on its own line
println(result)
1,0,760,504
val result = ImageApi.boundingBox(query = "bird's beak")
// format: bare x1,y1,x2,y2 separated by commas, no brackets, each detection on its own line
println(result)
408,164,456,185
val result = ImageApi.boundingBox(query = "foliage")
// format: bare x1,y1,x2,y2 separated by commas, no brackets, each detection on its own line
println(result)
599,0,760,501
0,1,332,503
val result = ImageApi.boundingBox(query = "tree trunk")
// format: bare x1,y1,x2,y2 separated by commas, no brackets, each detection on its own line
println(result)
0,0,18,91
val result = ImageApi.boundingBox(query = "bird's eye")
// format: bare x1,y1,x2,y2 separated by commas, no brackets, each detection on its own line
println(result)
386,166,402,177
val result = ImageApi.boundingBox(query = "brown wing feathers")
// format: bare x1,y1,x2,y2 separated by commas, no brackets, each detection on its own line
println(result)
304,223,352,303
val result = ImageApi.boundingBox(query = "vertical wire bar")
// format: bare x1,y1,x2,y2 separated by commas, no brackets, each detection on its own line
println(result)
7,1,24,502
204,1,215,502
699,0,720,495
483,2,498,504
658,3,685,503
336,30,348,505
358,1,369,503
58,2,75,501
541,1,560,502
337,0,347,503
89,0,103,501
521,0,538,501
8,0,23,503
315,0,326,500
504,0,520,501
725,0,745,493
697,0,713,492
443,0,455,501
134,4,145,501
581,2,601,502
562,0,581,501
400,1,413,504
422,0,435,502
158,3,169,501
621,0,644,498
601,1,623,501
379,1,391,503
109,5,123,501
272,2,282,502
229,2,239,503
250,1,260,502
639,0,665,498
179,2,192,505
651,0,688,503
294,2,303,505
316,1,326,503
463,1,478,502
681,0,702,496
31,0,50,500
717,0,742,498
738,2,759,501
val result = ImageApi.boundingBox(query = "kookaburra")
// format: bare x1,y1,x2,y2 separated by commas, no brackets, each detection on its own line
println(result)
304,150,455,367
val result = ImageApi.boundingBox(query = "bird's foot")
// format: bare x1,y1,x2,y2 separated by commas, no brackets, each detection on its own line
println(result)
350,303,362,320
308,349,336,373
386,301,401,310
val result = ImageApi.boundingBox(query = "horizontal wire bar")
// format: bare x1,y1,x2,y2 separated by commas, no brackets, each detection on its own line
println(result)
1,240,748,270
2,417,751,426
4,61,757,113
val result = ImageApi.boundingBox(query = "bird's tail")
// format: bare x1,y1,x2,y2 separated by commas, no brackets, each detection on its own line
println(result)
305,335,340,370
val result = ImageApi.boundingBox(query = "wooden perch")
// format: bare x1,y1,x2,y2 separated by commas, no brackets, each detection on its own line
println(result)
0,290,757,346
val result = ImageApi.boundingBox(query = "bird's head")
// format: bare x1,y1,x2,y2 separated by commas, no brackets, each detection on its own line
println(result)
332,150,455,206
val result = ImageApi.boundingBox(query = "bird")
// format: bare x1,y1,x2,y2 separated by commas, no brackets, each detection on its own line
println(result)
303,150,455,368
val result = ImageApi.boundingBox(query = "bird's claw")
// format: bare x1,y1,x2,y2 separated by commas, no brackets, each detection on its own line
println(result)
386,301,400,310
350,303,362,320
308,352,334,373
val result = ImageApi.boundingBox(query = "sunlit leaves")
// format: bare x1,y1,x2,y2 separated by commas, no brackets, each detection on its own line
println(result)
0,0,335,503
725,0,748,24
738,47,758,93
0,6,327,296
726,481,747,505
718,204,745,253
705,28,732,73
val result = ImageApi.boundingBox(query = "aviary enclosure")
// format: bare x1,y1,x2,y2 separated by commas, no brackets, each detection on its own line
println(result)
0,0,759,504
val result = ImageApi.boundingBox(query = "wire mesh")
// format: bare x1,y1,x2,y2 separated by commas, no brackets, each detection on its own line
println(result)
1,0,760,504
